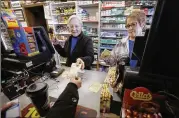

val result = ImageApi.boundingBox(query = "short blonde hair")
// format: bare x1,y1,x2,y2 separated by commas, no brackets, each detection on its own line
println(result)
126,10,146,27
67,15,83,26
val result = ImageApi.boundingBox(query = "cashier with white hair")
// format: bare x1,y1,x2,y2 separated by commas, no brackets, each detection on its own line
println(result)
52,15,94,70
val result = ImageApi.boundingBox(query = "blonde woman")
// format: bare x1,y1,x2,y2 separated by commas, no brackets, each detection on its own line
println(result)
101,10,146,68
101,10,146,91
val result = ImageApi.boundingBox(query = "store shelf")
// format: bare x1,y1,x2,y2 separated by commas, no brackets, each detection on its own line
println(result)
101,21,126,24
101,28,127,31
100,42,117,45
88,35,98,37
12,7,23,10
102,6,125,9
51,12,76,16
82,20,98,23
78,3,99,8
101,14,126,17
100,47,113,50
52,1,76,5
101,36,122,39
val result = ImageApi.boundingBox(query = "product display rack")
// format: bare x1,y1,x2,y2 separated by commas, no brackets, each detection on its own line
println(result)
77,1,100,65
50,1,77,35
100,1,127,56
98,0,156,69
49,1,77,64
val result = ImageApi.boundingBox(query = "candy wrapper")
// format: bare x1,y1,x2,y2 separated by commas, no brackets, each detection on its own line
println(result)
100,84,112,113
104,67,117,87
122,87,164,118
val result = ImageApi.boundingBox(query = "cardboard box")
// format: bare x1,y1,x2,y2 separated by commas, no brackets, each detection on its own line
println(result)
122,87,164,118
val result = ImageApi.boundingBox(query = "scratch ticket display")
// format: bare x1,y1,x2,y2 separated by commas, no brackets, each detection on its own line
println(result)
8,27,39,57
122,87,163,118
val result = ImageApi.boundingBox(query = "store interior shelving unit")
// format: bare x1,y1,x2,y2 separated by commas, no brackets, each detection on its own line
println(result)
98,1,156,71
77,1,101,67
99,1,128,70
49,1,77,64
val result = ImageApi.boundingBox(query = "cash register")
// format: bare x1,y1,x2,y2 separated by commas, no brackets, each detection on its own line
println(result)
1,26,63,100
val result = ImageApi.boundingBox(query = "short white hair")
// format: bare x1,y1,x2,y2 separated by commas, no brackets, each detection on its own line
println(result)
67,15,83,26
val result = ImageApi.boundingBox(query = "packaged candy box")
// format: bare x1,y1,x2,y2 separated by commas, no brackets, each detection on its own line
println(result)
122,87,164,118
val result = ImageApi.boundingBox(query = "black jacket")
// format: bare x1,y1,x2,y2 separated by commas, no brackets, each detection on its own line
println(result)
54,32,94,70
46,83,79,118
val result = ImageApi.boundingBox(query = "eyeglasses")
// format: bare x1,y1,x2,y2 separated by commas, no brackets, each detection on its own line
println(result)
125,22,137,29
68,25,81,29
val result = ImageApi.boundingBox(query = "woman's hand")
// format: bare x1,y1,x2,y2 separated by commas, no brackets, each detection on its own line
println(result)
76,58,85,69
100,49,111,59
51,38,60,45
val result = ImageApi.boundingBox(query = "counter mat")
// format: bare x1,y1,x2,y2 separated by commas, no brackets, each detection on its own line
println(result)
21,96,97,118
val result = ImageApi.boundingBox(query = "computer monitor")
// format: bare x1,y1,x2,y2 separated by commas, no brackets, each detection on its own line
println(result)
139,0,179,79
131,29,149,66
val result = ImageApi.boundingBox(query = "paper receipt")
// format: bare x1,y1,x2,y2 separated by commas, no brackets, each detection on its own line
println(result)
89,82,102,93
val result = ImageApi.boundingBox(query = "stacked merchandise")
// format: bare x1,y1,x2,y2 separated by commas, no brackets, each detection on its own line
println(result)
1,19,13,51
50,2,76,35
78,7,99,22
100,84,112,113
83,26,98,36
82,26,98,62
104,67,117,88
55,25,69,34
51,4,76,15
100,1,127,53
77,1,100,65
77,1,99,5
99,1,156,68
125,1,156,28
80,9,89,21
77,0,99,22
50,2,76,64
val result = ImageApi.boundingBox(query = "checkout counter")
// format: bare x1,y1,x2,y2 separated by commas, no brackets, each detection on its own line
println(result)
1,67,110,117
